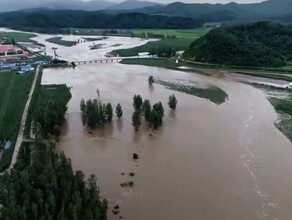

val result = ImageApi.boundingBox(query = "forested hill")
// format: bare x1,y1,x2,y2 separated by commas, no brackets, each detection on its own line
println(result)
117,0,292,22
0,10,201,30
183,22,292,67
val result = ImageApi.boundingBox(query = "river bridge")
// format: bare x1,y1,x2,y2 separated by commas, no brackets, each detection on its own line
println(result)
74,58,122,65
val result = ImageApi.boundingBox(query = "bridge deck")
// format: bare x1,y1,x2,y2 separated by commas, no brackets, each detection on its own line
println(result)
75,58,122,65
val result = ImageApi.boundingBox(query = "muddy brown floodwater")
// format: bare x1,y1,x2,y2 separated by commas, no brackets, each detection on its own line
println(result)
43,63,292,220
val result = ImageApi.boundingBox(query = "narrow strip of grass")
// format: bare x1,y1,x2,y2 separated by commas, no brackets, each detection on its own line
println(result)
157,80,228,105
121,58,181,68
46,37,76,47
131,28,211,39
269,97,292,142
247,82,292,143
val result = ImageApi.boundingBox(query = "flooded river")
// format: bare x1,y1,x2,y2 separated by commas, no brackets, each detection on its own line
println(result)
42,62,292,220
7,29,284,219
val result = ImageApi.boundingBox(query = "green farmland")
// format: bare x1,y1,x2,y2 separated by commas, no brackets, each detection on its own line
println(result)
0,71,34,171
131,28,211,39
46,37,76,47
0,32,36,43
113,28,211,57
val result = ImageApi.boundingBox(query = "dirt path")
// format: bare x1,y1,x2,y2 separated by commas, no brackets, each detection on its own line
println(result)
0,66,40,175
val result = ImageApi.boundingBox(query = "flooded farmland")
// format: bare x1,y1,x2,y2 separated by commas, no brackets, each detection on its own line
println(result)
16,31,288,220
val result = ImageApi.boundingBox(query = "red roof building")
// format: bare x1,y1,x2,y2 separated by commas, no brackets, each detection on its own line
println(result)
0,45,15,53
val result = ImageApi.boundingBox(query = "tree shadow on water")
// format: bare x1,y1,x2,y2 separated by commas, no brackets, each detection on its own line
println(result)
117,119,123,132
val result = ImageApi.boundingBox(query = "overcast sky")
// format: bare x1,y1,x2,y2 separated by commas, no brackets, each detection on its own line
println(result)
95,0,266,4
106,0,265,3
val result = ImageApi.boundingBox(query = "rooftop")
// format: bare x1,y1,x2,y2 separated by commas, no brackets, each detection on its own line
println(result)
0,44,14,53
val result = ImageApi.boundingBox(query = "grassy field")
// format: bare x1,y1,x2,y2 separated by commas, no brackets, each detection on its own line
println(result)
46,37,76,47
114,38,194,57
0,32,36,43
131,28,211,39
269,96,292,142
113,28,210,57
39,84,72,102
121,58,182,68
0,71,34,171
157,80,228,105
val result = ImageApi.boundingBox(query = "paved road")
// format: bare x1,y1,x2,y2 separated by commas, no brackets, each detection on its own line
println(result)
0,65,40,175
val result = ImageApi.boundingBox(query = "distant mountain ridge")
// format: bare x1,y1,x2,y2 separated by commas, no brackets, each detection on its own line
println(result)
0,0,114,12
108,0,163,10
0,0,291,23
0,0,162,12
127,0,292,22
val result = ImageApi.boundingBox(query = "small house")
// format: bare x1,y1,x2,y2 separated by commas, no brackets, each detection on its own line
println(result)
4,140,11,149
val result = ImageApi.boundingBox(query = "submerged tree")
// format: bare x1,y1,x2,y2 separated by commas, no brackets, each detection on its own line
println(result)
153,102,164,117
80,99,86,125
168,94,177,111
148,76,154,85
142,99,151,122
149,102,164,129
81,99,113,128
116,103,123,119
133,95,143,111
106,103,113,123
132,110,141,131
80,99,86,112
150,109,161,129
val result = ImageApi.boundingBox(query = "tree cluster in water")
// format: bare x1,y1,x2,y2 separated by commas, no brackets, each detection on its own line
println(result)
79,89,176,132
132,95,165,131
80,99,122,129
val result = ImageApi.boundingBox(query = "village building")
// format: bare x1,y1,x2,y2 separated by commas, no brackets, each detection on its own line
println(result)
0,44,15,54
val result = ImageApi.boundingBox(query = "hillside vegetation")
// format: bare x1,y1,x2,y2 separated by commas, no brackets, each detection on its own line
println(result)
0,11,201,31
183,22,292,67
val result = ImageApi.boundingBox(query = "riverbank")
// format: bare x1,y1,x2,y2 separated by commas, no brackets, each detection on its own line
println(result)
121,58,292,81
247,83,292,142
